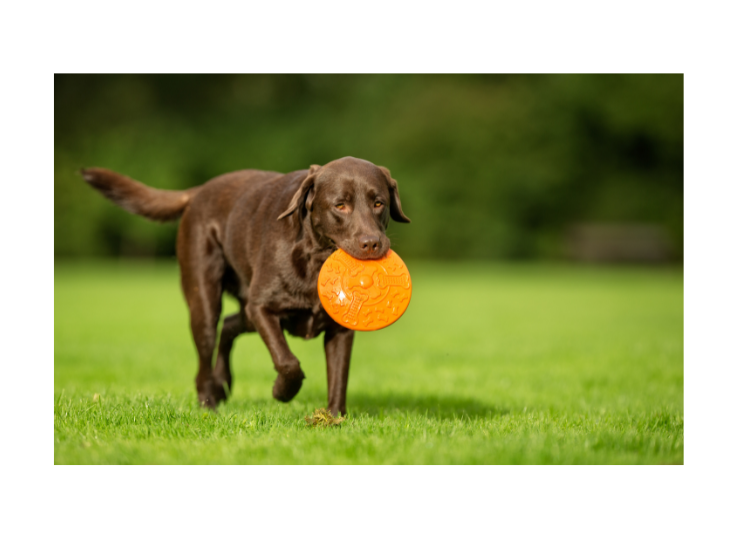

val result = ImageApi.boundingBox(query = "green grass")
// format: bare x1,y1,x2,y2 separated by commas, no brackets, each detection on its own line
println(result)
55,260,683,464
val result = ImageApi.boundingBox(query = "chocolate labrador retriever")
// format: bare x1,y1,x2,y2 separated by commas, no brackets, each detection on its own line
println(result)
82,157,410,415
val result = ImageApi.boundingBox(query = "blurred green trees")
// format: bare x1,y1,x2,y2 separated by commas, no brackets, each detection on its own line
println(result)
54,74,682,260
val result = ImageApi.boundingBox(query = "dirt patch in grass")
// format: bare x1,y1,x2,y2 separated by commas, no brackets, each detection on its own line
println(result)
305,408,346,427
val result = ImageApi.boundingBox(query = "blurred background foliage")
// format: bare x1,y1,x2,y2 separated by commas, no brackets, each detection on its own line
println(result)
55,74,683,261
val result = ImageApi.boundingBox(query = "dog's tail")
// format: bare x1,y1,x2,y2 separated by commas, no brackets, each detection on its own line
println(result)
81,168,201,222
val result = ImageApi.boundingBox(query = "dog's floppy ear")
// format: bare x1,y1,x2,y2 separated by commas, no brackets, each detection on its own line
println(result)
378,166,411,223
278,164,322,220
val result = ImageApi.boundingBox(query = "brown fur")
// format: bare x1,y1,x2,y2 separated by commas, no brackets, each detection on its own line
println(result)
82,157,410,415
82,168,201,222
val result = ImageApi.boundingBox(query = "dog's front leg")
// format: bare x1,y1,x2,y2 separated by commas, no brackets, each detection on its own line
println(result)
324,325,355,416
247,304,305,402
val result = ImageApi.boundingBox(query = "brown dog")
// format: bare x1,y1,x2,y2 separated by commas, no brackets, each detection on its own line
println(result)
82,157,410,415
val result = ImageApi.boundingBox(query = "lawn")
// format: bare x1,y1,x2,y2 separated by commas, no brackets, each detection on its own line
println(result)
54,260,683,464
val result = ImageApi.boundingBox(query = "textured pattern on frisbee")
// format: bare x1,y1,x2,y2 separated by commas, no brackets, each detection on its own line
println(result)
317,249,412,331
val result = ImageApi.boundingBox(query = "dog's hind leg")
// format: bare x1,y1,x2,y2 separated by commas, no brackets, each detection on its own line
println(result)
212,307,255,400
178,215,226,409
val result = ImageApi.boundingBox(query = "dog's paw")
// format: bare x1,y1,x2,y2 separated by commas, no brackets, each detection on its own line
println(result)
198,392,219,409
272,367,305,403
211,374,231,401
197,378,228,409
328,405,347,418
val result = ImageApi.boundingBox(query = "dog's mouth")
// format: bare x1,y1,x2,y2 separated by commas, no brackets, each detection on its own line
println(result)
338,242,390,261
324,237,339,252
323,235,390,260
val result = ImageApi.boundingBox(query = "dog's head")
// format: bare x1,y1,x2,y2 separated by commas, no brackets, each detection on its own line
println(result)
278,156,410,259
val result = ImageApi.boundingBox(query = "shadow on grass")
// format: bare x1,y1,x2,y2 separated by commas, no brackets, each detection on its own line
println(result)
217,391,509,421
348,393,510,420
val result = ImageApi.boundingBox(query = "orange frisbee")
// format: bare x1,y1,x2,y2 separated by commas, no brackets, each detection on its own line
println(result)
318,248,412,331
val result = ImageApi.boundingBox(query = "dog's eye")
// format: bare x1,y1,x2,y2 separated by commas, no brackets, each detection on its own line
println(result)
335,203,346,210
374,201,384,208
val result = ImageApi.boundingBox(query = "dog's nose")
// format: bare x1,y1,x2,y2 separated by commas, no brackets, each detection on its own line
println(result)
358,235,380,255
